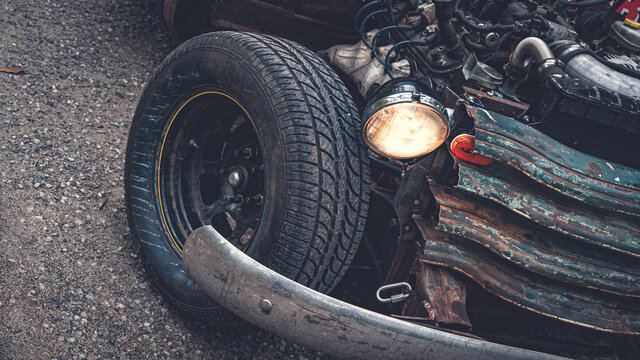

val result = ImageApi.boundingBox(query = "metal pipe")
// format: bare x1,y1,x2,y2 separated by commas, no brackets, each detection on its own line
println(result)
565,54,640,98
552,41,640,97
501,37,559,96
183,226,565,360
510,37,555,69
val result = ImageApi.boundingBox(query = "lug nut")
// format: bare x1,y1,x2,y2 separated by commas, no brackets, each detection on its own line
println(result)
228,170,243,188
250,194,264,206
226,195,244,204
187,139,199,151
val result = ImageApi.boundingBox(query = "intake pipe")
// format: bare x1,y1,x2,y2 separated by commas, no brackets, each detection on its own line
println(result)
501,37,563,96
553,41,640,99
510,37,554,68
504,38,640,99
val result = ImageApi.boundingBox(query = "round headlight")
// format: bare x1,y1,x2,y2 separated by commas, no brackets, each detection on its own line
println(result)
362,80,449,160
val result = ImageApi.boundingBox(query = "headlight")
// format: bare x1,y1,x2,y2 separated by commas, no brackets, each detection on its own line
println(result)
362,79,449,159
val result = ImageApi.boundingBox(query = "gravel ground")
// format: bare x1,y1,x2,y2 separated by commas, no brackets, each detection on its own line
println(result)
0,1,331,358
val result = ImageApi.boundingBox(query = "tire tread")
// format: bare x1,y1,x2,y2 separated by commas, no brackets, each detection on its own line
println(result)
125,31,370,324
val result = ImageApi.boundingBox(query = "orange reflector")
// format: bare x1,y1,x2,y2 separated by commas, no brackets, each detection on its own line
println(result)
450,134,494,166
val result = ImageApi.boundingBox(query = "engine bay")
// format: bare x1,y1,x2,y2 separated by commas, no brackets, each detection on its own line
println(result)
327,0,640,169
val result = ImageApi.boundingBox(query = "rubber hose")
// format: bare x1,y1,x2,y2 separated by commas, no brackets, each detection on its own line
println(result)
354,0,381,32
434,0,459,50
462,34,496,52
454,0,516,32
359,9,388,50
384,34,439,78
372,21,426,64
558,0,609,7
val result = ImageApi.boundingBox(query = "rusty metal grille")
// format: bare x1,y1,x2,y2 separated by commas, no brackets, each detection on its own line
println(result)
419,106,640,335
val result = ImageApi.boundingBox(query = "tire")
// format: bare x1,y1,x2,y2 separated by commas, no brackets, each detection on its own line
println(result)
125,31,370,324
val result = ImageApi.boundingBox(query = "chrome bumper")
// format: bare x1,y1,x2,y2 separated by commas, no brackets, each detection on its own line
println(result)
183,226,563,360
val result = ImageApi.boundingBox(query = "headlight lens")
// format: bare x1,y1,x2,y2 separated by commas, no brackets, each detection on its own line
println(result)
364,103,449,159
362,80,449,159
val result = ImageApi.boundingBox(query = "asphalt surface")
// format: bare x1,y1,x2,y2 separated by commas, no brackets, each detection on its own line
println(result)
0,1,331,358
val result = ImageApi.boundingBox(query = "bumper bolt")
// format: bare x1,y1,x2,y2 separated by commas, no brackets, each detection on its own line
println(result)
259,298,272,314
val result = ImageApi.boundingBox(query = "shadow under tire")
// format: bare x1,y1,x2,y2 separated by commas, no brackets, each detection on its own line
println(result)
125,31,370,324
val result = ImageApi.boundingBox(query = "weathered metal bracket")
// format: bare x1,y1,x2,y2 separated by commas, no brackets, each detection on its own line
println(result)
420,106,640,334
468,105,640,215
456,163,640,257
416,218,640,335
430,183,640,296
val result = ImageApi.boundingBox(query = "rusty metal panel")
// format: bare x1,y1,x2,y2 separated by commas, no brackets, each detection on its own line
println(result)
420,264,471,327
211,0,361,49
456,163,640,257
466,105,640,216
401,261,472,328
429,184,640,297
418,106,640,335
415,221,640,335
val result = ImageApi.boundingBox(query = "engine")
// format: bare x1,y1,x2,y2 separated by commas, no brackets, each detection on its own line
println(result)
327,0,640,169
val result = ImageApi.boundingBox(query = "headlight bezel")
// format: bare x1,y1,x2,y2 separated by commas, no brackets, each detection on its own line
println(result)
361,79,450,160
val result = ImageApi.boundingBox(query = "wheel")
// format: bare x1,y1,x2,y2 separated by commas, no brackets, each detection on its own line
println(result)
125,31,370,324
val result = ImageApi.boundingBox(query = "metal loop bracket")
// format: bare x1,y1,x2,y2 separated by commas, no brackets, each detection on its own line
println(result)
376,282,412,304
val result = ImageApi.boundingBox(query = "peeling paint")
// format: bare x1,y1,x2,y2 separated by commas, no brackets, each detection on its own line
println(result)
419,107,640,335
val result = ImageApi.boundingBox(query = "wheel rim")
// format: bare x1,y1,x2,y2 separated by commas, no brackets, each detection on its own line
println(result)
157,91,265,253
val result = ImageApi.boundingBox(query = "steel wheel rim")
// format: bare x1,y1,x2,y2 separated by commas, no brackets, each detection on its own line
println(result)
157,90,265,253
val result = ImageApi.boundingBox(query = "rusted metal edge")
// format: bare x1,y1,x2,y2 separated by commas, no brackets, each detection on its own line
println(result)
163,0,177,30
415,221,640,335
404,262,472,328
211,0,359,49
455,164,640,257
225,0,352,32
468,105,640,190
183,226,563,360
466,106,640,216
473,128,640,216
430,184,640,296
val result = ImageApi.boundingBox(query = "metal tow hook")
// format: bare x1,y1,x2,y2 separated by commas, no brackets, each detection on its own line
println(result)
376,282,412,304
